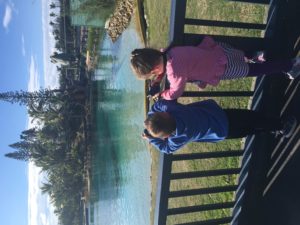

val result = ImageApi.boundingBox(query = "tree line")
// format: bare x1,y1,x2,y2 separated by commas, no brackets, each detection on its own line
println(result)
3,0,118,224
3,88,87,225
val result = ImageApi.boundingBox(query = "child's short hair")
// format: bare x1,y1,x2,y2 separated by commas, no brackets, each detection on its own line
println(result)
130,48,162,78
144,112,176,136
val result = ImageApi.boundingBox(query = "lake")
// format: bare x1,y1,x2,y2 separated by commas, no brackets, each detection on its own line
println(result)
88,20,151,225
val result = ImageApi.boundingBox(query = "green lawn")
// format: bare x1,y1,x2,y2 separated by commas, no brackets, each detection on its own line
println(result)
142,0,267,224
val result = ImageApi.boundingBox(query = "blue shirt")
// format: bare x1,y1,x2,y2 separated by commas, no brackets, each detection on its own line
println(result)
147,99,229,154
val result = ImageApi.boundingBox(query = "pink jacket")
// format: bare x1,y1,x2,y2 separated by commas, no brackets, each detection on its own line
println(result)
160,36,227,100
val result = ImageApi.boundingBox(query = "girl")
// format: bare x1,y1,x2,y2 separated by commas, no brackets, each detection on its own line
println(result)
130,36,300,100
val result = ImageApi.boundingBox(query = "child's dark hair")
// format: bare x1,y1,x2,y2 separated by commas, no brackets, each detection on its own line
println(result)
130,48,163,78
144,112,176,136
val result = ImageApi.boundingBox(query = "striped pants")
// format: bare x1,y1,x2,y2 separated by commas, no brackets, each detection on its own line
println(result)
219,43,293,79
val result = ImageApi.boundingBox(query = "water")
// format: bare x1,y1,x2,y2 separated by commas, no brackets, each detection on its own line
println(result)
89,21,151,225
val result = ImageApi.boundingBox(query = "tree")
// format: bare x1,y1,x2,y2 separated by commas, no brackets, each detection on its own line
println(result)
0,89,67,122
41,182,54,195
50,3,56,9
0,90,33,105
0,89,60,106
18,128,37,142
9,141,31,151
2,1,93,221
71,0,116,22
5,148,31,161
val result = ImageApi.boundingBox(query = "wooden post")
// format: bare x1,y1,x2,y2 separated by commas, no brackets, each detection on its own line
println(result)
169,185,238,197
154,154,173,225
171,150,244,161
227,0,270,4
169,0,187,44
171,168,241,179
181,91,254,97
167,202,235,215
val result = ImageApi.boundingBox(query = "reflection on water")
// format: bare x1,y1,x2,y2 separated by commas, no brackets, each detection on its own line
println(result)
89,21,151,225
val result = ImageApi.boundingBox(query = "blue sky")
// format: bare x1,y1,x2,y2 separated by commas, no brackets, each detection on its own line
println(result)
0,1,58,225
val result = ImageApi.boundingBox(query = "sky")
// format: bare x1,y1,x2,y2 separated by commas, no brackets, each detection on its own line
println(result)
0,1,59,225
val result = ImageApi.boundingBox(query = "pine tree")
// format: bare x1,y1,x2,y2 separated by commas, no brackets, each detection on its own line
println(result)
5,149,31,161
0,89,58,106
9,141,31,151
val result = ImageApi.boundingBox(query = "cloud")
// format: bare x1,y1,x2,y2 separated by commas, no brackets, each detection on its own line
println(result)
28,163,59,225
41,0,59,88
3,4,12,29
28,163,41,225
21,34,26,56
2,2,19,31
27,56,40,92
2,4,13,30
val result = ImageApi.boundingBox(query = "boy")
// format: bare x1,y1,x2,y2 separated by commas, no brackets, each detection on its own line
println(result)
143,99,297,154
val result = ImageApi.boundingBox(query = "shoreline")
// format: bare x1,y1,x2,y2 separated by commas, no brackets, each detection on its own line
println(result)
82,68,96,207
131,1,160,224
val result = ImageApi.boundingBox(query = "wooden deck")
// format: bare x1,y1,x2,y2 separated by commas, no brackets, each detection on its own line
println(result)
236,0,300,224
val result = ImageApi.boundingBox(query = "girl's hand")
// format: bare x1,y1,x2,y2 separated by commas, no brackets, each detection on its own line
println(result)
152,92,161,102
151,73,164,84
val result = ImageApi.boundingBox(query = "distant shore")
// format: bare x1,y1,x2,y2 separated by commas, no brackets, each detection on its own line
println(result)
82,72,94,204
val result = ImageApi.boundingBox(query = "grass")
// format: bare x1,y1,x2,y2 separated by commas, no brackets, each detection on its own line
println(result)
141,0,268,224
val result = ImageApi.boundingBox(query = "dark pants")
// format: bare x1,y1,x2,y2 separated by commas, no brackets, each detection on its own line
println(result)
247,60,293,77
224,109,283,139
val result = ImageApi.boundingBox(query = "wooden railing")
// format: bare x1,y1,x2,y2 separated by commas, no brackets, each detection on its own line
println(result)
154,0,271,224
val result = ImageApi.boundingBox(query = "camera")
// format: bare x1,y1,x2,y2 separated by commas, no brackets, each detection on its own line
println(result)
143,129,151,137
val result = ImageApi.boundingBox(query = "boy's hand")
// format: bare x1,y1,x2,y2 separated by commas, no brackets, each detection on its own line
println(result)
142,133,150,139
142,129,152,139
148,83,161,96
